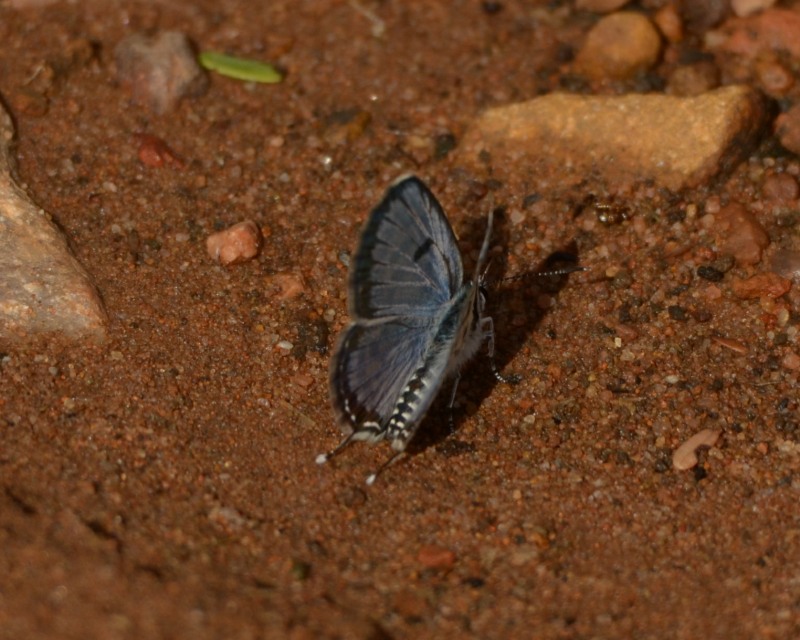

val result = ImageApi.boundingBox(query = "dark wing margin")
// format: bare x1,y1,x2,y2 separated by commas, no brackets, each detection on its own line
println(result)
349,176,464,320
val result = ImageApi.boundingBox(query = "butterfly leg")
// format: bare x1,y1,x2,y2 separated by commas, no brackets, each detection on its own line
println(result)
446,373,462,433
366,450,407,486
315,431,357,465
481,316,521,384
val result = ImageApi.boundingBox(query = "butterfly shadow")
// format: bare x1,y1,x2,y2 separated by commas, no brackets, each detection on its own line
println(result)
407,209,584,458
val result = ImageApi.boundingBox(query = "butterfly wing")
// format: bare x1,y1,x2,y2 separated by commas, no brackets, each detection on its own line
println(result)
349,176,463,320
330,316,437,438
330,176,463,436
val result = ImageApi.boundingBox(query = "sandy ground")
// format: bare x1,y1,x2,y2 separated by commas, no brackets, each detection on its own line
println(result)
1,2,799,638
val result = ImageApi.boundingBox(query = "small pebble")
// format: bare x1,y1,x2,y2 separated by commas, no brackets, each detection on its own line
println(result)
712,336,748,354
667,305,688,321
762,173,799,201
134,133,185,168
417,544,456,570
673,429,721,471
323,108,372,145
775,104,800,155
206,220,263,266
654,4,683,43
756,60,794,97
208,505,246,531
782,351,800,370
574,12,662,81
713,203,770,266
771,248,800,281
697,265,725,282
683,0,728,29
290,373,314,389
703,284,723,301
267,273,306,301
731,273,792,299
666,63,720,96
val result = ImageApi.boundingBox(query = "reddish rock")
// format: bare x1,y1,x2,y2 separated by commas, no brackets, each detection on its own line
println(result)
712,9,800,59
775,104,800,155
206,221,263,266
713,203,770,266
115,31,208,115
574,12,662,81
459,86,768,191
0,101,106,340
712,336,748,354
762,173,799,201
323,108,372,145
654,4,684,43
731,272,791,299
782,351,800,370
755,59,793,97
673,429,721,471
267,273,306,301
417,544,456,570
134,133,185,168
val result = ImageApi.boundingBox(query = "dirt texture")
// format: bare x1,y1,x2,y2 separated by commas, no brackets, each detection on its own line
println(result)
1,2,799,639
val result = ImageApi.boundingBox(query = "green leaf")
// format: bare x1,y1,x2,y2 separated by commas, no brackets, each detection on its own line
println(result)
199,51,283,83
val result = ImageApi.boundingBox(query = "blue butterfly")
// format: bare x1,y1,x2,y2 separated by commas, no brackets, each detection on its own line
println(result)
317,175,502,484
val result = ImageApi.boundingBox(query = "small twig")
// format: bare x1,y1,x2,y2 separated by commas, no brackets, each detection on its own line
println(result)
348,0,386,38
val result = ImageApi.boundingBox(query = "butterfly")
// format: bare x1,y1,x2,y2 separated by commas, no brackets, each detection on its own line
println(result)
316,175,503,484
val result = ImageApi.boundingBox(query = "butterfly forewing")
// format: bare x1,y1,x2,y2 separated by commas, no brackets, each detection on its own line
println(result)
349,176,464,320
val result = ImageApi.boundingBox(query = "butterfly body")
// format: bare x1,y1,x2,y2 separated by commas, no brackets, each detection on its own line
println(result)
382,279,487,452
320,175,494,480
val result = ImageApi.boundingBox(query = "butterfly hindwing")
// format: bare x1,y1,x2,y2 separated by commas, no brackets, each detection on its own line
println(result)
329,316,437,437
349,176,464,320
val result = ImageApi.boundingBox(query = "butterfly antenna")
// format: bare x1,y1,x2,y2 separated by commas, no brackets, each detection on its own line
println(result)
473,208,495,283
490,264,588,286
365,451,407,486
315,432,357,465
536,264,589,278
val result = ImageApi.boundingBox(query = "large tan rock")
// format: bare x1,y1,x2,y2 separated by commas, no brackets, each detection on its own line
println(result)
458,85,768,191
0,101,106,341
